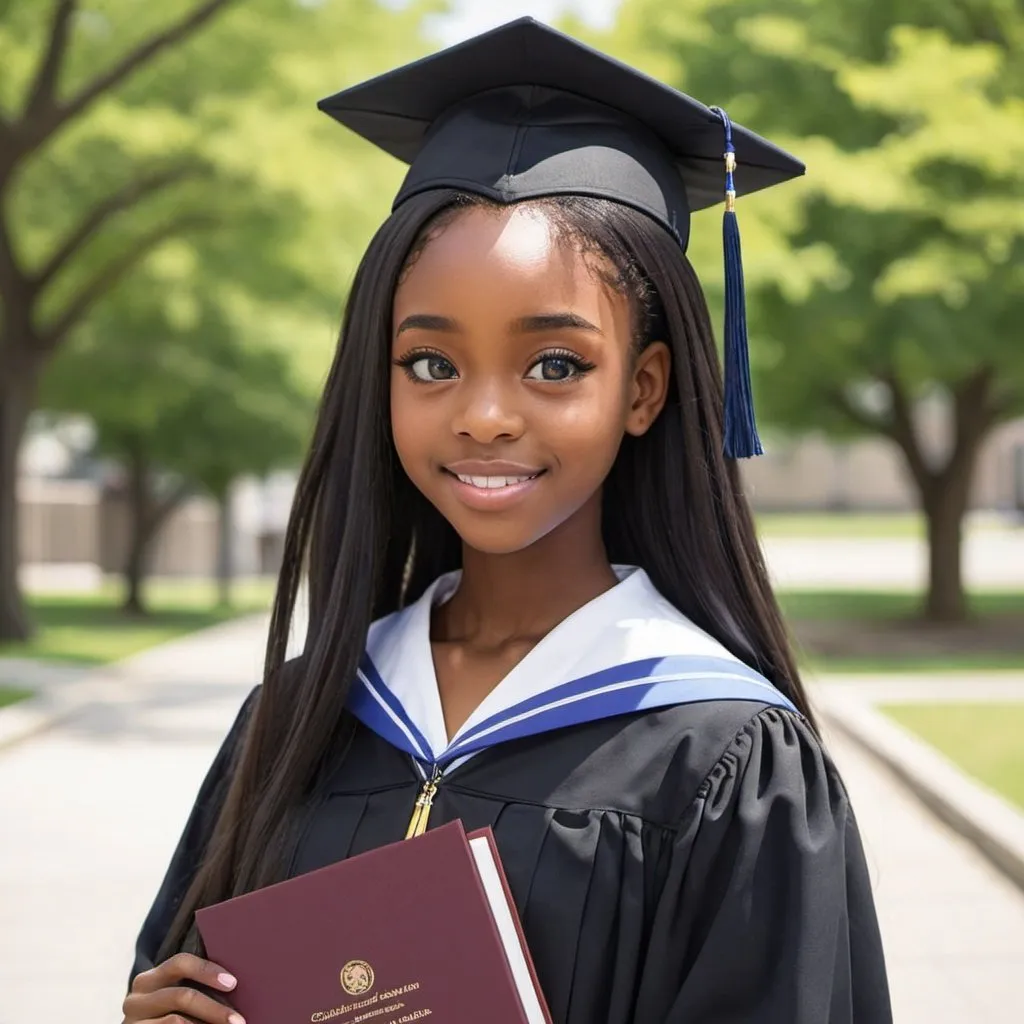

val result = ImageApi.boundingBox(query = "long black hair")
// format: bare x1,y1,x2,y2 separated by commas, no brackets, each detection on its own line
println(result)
159,189,813,958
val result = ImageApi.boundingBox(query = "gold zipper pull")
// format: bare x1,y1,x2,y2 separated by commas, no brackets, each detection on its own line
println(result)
405,768,441,839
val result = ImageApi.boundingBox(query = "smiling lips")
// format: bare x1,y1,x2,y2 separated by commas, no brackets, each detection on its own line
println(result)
453,473,539,489
443,461,545,509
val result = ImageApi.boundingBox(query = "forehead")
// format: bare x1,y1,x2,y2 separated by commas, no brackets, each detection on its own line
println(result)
395,204,615,307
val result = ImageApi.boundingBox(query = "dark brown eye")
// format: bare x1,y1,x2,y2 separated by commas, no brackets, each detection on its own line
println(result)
407,354,458,381
526,355,589,381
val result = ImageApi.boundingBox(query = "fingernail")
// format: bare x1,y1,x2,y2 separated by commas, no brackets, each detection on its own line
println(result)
228,1014,246,1024
217,972,237,989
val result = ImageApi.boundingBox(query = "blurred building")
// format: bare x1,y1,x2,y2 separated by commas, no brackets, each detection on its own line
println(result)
746,417,1024,511
15,414,1024,581
17,420,295,584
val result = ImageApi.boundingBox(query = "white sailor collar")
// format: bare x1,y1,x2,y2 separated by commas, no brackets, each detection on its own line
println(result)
349,566,795,771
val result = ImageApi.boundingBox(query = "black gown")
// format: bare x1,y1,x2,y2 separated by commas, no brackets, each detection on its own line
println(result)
132,687,892,1023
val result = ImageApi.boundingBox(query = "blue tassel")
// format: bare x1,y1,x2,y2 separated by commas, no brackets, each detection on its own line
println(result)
710,107,763,459
722,209,762,457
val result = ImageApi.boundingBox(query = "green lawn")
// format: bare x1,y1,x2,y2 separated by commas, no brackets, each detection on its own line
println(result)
781,590,1024,673
757,513,925,539
802,652,1024,674
777,589,1024,622
3,575,1021,676
756,512,1015,539
883,703,1024,811
0,578,276,666
0,686,33,709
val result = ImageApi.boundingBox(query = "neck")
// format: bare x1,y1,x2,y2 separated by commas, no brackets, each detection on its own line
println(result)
437,497,618,645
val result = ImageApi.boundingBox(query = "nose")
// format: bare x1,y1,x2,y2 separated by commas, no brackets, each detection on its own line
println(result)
451,379,525,444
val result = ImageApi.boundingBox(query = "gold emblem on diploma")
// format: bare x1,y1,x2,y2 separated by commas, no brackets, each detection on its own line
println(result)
340,959,375,996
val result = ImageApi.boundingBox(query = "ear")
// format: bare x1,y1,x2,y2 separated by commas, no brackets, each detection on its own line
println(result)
624,341,671,437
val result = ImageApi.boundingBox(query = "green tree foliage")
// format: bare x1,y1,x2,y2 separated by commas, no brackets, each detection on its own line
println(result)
0,0,431,638
40,254,313,612
599,0,1024,620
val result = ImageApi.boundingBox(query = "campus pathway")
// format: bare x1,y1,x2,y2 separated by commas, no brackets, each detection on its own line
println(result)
762,529,1024,590
819,721,1024,1021
1,617,1023,1023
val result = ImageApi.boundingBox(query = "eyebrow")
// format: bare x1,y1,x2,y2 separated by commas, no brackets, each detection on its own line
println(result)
512,312,601,335
395,311,602,336
396,313,458,335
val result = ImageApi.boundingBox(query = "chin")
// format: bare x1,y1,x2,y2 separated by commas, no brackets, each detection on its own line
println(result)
449,521,550,557
434,499,567,556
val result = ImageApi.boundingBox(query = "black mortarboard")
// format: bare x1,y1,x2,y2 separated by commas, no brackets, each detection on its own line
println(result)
318,17,805,458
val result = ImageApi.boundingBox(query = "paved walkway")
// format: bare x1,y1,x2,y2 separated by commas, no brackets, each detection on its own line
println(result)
0,617,265,1024
762,530,1024,590
820,722,1024,1022
1,619,1023,1023
816,672,1024,703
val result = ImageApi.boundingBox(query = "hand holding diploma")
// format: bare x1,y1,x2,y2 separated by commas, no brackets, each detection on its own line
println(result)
122,952,245,1024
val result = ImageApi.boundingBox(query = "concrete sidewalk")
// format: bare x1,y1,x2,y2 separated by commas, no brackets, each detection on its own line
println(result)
0,612,271,751
817,672,1024,703
0,616,266,1024
762,530,1024,590
0,618,1022,1023
821,722,1024,1022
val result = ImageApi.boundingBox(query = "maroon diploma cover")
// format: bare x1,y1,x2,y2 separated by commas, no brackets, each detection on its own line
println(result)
195,820,552,1024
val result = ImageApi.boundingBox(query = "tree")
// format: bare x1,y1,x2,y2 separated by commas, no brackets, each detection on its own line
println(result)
0,0,428,638
602,0,1024,620
41,274,313,613
0,0,238,637
155,335,312,610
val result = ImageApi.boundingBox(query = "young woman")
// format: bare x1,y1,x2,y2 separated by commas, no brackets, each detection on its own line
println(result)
123,19,891,1024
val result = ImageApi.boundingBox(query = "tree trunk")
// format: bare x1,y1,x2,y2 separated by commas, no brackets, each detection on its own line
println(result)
880,370,995,623
0,357,38,641
122,444,154,617
921,481,970,622
215,487,233,608
121,451,190,616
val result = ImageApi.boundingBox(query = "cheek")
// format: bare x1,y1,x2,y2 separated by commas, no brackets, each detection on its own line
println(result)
544,396,618,440
580,359,634,426
540,373,632,457
390,375,431,473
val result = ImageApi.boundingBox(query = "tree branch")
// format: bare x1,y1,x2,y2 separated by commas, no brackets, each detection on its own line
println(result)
52,0,236,134
151,478,192,532
882,370,932,491
829,373,934,490
23,1,78,121
949,367,998,479
823,376,905,440
135,476,192,547
988,384,1023,426
828,387,889,436
40,213,217,349
33,163,206,291
0,215,26,310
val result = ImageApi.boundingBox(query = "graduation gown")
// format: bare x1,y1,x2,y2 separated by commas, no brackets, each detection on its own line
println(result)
133,568,892,1023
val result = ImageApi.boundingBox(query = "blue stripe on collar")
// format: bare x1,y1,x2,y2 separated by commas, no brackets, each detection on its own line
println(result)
350,654,434,763
447,654,793,757
348,652,796,766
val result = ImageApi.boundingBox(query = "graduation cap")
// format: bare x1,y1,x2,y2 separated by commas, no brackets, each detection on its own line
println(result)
318,18,805,458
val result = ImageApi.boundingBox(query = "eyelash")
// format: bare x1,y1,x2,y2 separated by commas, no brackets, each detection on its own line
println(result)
527,348,596,383
393,348,456,384
392,347,597,384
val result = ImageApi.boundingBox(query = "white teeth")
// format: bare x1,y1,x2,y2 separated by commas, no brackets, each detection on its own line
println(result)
455,473,537,489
